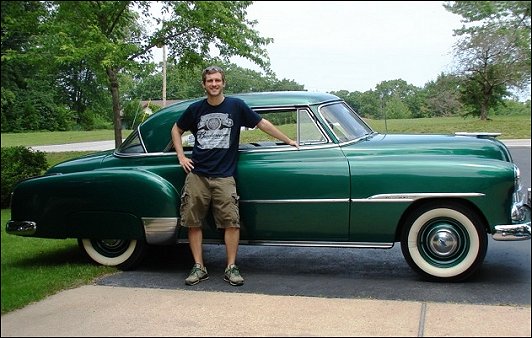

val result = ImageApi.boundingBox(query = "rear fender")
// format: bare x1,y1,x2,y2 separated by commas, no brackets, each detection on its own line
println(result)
10,169,179,239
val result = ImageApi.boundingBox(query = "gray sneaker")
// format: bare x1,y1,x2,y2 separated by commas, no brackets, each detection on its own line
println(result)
185,263,209,286
224,264,244,286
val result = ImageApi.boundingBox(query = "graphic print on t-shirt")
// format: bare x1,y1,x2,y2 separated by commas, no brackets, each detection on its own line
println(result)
196,113,234,149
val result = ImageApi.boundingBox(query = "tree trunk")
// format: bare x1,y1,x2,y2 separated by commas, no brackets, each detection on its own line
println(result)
106,67,123,148
480,96,488,120
480,85,492,120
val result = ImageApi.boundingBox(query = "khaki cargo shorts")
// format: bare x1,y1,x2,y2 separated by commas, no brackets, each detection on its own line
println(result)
179,172,240,229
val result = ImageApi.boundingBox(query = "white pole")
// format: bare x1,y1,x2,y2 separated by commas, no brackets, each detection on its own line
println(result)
162,45,167,107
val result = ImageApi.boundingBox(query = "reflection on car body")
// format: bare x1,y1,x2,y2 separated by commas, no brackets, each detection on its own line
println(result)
6,91,531,282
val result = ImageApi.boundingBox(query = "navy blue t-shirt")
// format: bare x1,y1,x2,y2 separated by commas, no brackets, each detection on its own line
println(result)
176,97,262,177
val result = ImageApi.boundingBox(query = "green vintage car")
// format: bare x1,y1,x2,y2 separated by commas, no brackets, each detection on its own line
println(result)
6,91,531,282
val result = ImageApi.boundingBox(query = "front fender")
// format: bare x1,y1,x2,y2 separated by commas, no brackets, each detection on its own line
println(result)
9,169,179,239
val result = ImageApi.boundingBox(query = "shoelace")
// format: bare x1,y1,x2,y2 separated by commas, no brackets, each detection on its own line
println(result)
227,265,240,276
191,265,204,274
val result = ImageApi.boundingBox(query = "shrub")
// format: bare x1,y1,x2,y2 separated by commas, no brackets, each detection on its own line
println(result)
1,146,48,208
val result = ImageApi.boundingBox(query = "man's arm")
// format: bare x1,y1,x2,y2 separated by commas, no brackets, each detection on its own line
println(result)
256,119,299,148
171,123,194,173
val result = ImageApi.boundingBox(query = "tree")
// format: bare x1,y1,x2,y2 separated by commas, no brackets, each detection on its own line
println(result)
12,1,273,147
1,1,66,132
123,61,305,106
424,73,463,117
444,1,531,120
384,96,411,119
374,79,419,119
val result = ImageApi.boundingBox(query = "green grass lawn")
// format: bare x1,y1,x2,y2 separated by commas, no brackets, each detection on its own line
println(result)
365,115,531,139
1,209,116,314
0,129,133,148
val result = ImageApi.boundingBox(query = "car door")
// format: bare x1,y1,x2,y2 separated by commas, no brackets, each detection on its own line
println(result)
236,108,351,242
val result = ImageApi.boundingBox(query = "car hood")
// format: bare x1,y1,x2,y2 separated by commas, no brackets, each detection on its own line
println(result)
342,133,512,162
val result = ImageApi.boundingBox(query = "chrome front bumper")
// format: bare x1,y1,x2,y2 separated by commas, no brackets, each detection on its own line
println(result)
493,187,531,241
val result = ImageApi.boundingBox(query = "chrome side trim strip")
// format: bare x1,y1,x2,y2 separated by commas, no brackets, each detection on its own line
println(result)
142,217,179,245
351,192,484,203
241,193,484,205
240,198,348,204
191,239,394,249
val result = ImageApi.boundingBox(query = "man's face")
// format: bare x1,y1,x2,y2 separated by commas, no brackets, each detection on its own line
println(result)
202,72,224,97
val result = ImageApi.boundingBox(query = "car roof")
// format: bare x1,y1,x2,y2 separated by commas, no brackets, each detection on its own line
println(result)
229,91,340,108
138,91,341,152
161,91,340,110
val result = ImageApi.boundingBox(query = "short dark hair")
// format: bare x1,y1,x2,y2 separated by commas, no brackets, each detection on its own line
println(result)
202,66,225,83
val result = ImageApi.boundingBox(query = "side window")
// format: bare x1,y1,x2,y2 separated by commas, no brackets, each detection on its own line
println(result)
117,131,145,154
240,110,296,148
164,130,195,153
239,109,326,148
182,131,195,147
298,109,327,145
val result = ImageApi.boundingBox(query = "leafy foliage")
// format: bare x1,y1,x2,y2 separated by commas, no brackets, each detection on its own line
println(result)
2,1,276,147
1,1,530,136
444,1,531,119
0,146,48,208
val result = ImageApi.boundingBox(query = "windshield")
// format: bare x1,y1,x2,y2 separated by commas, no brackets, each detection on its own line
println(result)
319,102,374,142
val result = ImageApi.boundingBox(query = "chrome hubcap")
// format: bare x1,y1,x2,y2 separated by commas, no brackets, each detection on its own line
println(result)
427,227,460,257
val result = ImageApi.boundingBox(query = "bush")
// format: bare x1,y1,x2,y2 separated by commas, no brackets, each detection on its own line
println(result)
76,110,113,130
1,146,48,208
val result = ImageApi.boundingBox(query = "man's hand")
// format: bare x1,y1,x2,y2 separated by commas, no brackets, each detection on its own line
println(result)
178,155,195,173
256,119,299,149
287,139,299,149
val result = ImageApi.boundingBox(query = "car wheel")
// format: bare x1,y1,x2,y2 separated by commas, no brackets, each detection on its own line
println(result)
400,201,487,282
78,238,146,270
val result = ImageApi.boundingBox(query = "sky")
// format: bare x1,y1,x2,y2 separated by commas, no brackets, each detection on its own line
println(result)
228,1,464,93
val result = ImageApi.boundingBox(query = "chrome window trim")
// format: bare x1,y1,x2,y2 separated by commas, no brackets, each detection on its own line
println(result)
114,151,176,158
238,142,341,153
114,125,148,156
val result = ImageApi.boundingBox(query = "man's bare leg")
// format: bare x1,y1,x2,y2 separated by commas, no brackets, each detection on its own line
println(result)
224,227,239,266
188,227,204,266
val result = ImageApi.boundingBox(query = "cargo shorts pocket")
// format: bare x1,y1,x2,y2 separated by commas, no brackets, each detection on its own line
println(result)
229,193,240,225
179,191,189,227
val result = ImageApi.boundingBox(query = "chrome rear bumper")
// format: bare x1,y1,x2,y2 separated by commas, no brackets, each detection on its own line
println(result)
6,220,37,236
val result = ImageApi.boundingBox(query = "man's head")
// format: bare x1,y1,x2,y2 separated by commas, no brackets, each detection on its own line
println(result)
202,66,225,84
202,66,225,98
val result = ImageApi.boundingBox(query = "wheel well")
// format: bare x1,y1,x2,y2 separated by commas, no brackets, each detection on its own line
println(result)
393,198,489,242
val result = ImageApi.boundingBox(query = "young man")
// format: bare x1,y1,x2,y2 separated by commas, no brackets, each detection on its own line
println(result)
171,66,298,286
